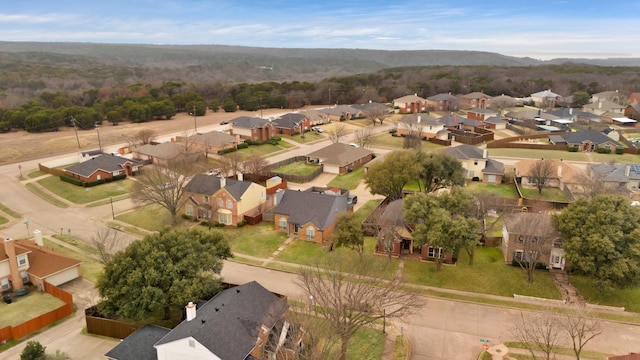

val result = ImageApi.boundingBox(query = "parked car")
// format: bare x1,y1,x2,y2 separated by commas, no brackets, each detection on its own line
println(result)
220,120,230,125
312,127,324,133
349,143,360,148
347,195,358,205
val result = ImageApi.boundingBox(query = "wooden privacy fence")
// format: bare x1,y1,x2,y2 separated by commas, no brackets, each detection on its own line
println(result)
0,282,73,342
85,306,141,340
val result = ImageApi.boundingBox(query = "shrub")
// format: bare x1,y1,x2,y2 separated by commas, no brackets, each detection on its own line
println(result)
181,214,195,221
271,136,281,142
237,220,247,227
567,145,579,152
21,341,45,360
237,143,249,149
60,174,83,186
616,147,625,154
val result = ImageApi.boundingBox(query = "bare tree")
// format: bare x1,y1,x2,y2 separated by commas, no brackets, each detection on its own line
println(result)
490,96,516,115
400,121,424,150
131,161,196,227
219,151,243,176
354,127,374,149
242,153,269,175
134,129,156,146
511,311,564,360
576,170,630,199
297,253,422,360
563,310,602,360
364,106,390,126
91,227,123,264
327,123,348,144
530,159,556,194
505,213,557,283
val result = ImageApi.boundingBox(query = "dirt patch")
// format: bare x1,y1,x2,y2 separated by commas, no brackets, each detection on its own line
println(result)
0,107,308,165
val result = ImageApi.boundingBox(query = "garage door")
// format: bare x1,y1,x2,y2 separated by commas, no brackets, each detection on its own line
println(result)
486,175,497,183
323,165,340,174
45,268,80,286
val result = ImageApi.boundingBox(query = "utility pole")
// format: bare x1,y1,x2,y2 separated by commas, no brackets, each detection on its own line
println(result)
95,123,102,152
193,105,198,133
71,117,81,149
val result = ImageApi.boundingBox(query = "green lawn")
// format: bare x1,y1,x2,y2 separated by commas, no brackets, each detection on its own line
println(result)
488,148,588,161
570,275,640,313
28,170,47,178
466,182,519,199
0,291,65,327
353,199,383,224
116,204,172,231
283,131,324,144
485,217,504,237
37,176,133,204
588,152,640,163
371,132,446,151
520,187,569,202
401,247,561,299
232,141,294,161
25,183,70,208
224,222,288,258
328,167,363,190
44,238,104,283
0,202,21,218
0,215,7,226
272,161,321,176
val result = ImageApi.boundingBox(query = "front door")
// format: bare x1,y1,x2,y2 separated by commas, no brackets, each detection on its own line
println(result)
293,224,300,235
551,255,564,269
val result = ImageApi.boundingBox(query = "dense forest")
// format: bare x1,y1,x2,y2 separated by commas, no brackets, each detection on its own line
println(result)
1,43,640,133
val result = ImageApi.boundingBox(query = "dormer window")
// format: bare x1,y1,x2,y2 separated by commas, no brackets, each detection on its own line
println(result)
18,254,27,267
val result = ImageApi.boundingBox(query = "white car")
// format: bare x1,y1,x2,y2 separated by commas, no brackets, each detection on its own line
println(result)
348,143,360,148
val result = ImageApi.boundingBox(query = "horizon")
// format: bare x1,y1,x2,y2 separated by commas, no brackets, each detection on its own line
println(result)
1,1,639,61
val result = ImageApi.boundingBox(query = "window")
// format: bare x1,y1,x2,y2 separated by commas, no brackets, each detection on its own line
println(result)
474,161,478,165
226,200,233,209
185,205,193,216
97,174,101,180
218,212,232,225
20,271,28,283
517,236,525,244
279,218,288,231
306,226,315,240
0,278,8,291
217,198,223,207
17,254,27,267
514,250,524,261
427,247,443,258
203,195,209,203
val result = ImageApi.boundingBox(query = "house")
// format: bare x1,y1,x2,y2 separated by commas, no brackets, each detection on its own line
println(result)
583,100,626,116
483,115,508,130
426,93,458,112
530,89,563,108
590,163,640,194
392,94,427,113
182,174,268,226
561,129,623,152
546,107,601,125
502,213,564,269
374,199,414,257
624,104,640,120
458,92,492,110
439,113,486,130
351,102,390,114
273,189,349,243
466,107,497,121
230,116,276,141
299,109,330,125
514,159,585,193
629,92,640,105
319,105,362,121
175,131,240,156
106,281,294,360
591,90,625,104
272,113,311,135
306,143,373,174
602,127,620,142
64,154,142,182
396,114,445,139
132,142,202,167
444,145,504,183
1,237,82,293
607,353,640,360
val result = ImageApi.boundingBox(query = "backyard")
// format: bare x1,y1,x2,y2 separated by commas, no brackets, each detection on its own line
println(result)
327,167,364,189
0,291,65,327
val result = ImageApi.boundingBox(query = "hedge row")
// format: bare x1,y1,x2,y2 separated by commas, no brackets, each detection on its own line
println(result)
59,173,127,187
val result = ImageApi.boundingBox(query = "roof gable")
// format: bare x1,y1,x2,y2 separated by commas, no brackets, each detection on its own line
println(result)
274,190,348,230
398,114,441,126
306,143,373,167
64,154,141,177
184,174,257,200
445,144,485,160
273,113,307,128
562,130,622,146
15,240,81,279
105,324,170,360
231,116,272,129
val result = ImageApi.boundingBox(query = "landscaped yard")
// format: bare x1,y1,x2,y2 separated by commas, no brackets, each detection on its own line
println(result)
116,204,172,231
272,161,321,176
37,176,133,204
466,182,519,199
231,141,294,161
520,186,569,202
225,222,288,258
570,275,640,313
327,167,364,190
0,290,65,327
283,131,324,144
371,132,446,151
402,247,561,299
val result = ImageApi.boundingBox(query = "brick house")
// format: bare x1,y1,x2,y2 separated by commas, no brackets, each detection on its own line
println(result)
273,190,349,243
466,107,497,121
132,142,202,167
444,145,504,183
502,213,564,269
175,131,241,156
106,281,296,360
392,94,428,113
458,92,492,110
230,116,276,141
396,114,446,139
183,174,268,226
306,143,374,174
272,113,311,135
64,154,142,182
426,93,458,112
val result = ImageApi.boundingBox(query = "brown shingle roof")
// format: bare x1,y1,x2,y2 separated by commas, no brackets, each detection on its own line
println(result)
14,240,81,279
307,143,373,167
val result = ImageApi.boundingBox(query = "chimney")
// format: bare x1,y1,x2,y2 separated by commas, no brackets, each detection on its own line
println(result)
626,165,631,177
34,230,43,246
557,165,562,178
219,176,226,188
237,173,243,181
417,116,421,124
598,101,602,109
4,237,24,291
186,302,196,321
483,149,487,159
569,108,573,115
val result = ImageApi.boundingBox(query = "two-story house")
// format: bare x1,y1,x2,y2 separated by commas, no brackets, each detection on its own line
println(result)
183,174,268,226
426,93,458,112
392,94,427,113
230,116,276,141
458,92,492,110
444,145,504,183
396,114,446,140
272,113,311,135
502,213,564,269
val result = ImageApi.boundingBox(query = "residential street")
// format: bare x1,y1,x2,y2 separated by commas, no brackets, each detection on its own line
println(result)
1,118,640,359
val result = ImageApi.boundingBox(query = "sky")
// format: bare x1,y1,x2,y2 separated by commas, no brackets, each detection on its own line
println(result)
1,0,639,60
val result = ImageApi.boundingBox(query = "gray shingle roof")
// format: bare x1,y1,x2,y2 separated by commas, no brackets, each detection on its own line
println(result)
444,144,485,160
231,116,272,129
483,159,505,175
397,114,441,126
154,281,288,360
184,174,253,200
591,163,640,183
427,93,458,101
133,142,186,160
306,143,373,167
272,113,307,129
105,324,170,360
483,116,506,124
64,154,142,177
273,189,348,230
188,131,237,147
562,129,622,146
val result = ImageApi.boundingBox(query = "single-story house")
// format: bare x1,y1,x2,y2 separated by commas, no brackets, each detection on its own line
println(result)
393,94,427,113
562,129,623,152
299,109,331,125
183,174,268,226
590,163,640,194
175,131,240,156
396,114,446,139
319,105,362,121
230,116,276,141
106,281,294,360
64,154,142,182
272,113,311,135
306,143,374,174
466,107,497,121
483,115,508,130
502,213,564,269
132,142,202,167
514,159,585,192
273,189,349,243
444,145,504,183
